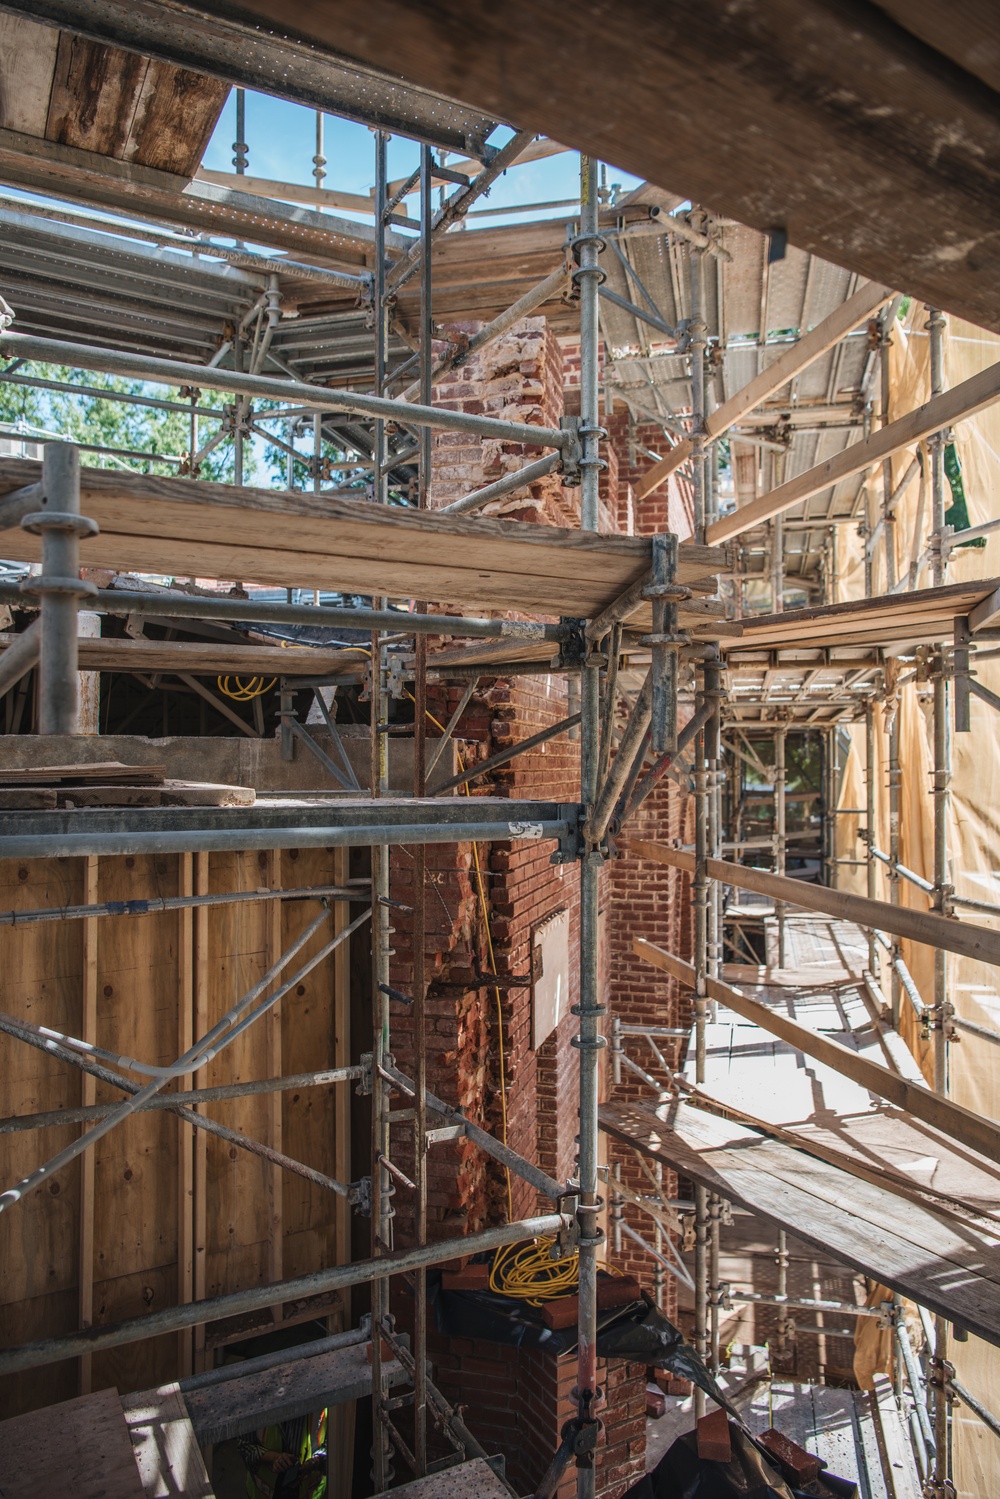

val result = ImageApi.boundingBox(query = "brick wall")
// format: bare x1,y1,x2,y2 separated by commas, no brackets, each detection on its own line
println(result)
431,1337,647,1499
380,322,707,1494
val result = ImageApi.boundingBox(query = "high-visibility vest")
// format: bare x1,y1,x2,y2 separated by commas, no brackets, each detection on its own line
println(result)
245,1409,328,1498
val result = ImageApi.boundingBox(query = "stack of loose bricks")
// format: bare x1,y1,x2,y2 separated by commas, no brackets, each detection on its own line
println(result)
384,317,697,1495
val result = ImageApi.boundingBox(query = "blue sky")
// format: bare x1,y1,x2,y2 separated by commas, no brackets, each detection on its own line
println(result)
203,91,643,228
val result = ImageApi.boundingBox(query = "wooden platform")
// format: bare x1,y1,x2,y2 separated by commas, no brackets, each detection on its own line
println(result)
142,1342,405,1445
605,913,1000,1344
0,1387,147,1499
387,1456,512,1499
0,457,725,620
602,1095,1000,1347
121,1385,214,1498
723,579,1000,653
746,1377,921,1498
646,1375,920,1497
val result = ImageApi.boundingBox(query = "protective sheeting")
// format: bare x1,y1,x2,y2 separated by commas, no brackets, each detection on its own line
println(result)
835,308,1000,1496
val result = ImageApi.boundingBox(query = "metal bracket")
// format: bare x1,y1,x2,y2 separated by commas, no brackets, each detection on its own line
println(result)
559,415,583,486
357,1052,373,1096
351,1175,373,1216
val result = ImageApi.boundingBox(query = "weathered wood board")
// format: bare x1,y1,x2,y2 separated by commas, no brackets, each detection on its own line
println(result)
0,1386,145,1497
0,457,724,619
0,848,351,1416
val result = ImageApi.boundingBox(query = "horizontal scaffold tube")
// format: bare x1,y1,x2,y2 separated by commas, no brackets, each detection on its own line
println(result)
0,1065,364,1134
634,936,1000,1166
0,581,568,642
631,839,1000,971
0,332,569,451
0,818,575,861
0,1212,572,1374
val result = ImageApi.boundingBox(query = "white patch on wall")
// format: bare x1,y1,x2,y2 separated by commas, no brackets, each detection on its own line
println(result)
532,907,569,1050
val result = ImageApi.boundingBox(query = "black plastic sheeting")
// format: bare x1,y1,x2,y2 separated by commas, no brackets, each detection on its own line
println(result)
429,1270,742,1420
625,1425,859,1499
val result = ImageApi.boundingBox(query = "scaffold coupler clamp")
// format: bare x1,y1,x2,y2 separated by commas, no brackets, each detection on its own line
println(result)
351,1175,373,1216
643,534,689,755
559,415,584,486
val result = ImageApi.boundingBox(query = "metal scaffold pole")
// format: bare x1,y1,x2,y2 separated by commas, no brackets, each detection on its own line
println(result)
865,700,879,977
887,696,903,1027
705,656,723,986
575,152,606,1499
29,443,97,736
370,125,393,1494
925,302,953,1499
410,138,434,1480
774,722,787,968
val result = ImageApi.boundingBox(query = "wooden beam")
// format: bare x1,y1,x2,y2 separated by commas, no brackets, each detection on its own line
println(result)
226,0,1000,333
0,456,724,618
0,126,402,268
634,280,894,498
970,583,1000,633
78,854,98,1396
177,852,194,1378
600,1096,1000,1348
634,936,1000,1173
873,3,1000,98
708,358,1000,542
0,635,364,678
630,839,1000,970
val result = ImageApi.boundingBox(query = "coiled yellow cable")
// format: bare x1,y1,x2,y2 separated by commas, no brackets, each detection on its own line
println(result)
489,1235,579,1304
216,675,277,700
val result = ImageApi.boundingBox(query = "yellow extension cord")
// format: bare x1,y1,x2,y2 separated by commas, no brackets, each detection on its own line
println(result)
216,645,371,702
216,674,277,700
489,1235,579,1304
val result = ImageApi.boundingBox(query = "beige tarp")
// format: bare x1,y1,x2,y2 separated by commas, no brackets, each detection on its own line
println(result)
835,308,1000,1496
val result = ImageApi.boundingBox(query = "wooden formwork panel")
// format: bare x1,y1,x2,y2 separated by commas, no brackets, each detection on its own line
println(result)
0,846,352,1417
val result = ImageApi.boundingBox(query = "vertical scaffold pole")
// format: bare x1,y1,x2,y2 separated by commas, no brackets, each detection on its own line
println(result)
707,664,723,1003
576,153,605,1499
888,701,902,1027
926,305,953,1498
688,231,713,1416
880,313,898,591
865,701,878,978
410,139,434,1480
370,127,393,1495
29,443,97,736
774,723,787,967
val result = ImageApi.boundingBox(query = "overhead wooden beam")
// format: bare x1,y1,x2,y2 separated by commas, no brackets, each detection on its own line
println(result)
634,280,894,498
219,0,1000,333
634,936,1000,1169
0,126,404,268
630,838,1000,970
707,358,1000,543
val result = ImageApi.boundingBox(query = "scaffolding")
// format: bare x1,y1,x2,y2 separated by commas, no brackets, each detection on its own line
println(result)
1,14,1000,1499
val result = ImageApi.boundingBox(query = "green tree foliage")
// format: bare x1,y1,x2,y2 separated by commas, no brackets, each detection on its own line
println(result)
0,366,245,481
